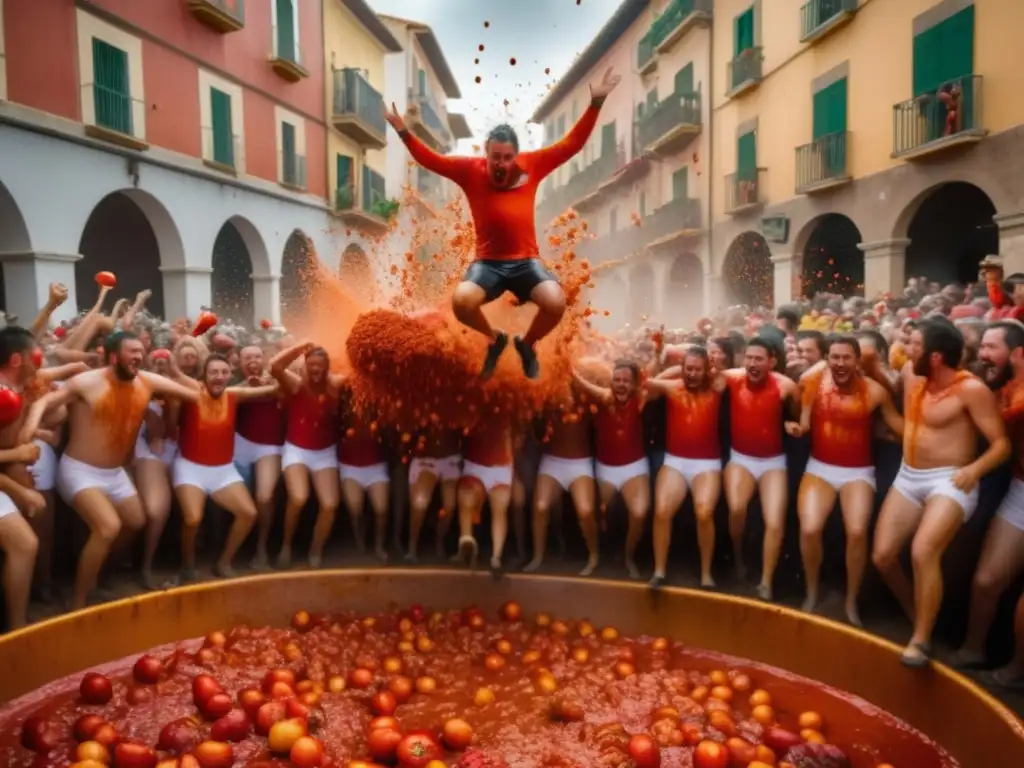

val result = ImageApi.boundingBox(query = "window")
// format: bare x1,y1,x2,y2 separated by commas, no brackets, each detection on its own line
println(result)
672,167,689,200
733,6,755,56
646,89,658,112
336,154,353,207
362,165,386,212
674,63,694,96
913,5,974,95
274,0,299,63
636,102,645,121
93,38,132,134
600,122,616,156
737,130,757,180
282,121,298,185
210,87,234,167
812,77,847,139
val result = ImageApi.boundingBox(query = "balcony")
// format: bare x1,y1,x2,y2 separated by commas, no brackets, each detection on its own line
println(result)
724,169,765,215
726,47,763,98
538,150,620,222
186,0,244,33
643,196,703,249
201,125,243,175
636,0,712,75
81,83,148,151
795,131,850,194
596,141,652,195
637,34,658,76
892,74,986,161
409,93,452,152
335,182,393,234
280,151,307,191
417,169,445,200
332,69,387,149
637,91,701,155
800,0,857,44
270,25,308,82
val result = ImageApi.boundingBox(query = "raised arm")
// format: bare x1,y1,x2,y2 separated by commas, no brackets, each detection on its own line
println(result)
29,283,69,338
120,289,152,331
385,102,472,183
642,376,681,400
142,371,202,403
269,341,313,394
38,361,89,384
19,379,78,445
229,382,280,402
571,367,612,405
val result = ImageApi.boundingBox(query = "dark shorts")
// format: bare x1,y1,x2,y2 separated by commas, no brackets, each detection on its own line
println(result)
463,258,558,304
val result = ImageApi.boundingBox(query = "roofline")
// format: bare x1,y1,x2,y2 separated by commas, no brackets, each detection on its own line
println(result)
341,0,403,52
379,15,462,99
529,0,649,123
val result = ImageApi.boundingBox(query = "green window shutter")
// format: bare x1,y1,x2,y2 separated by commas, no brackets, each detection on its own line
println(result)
937,5,974,84
734,7,754,56
912,25,941,95
636,102,645,120
210,88,233,167
812,87,829,139
813,78,847,139
674,63,694,96
275,0,296,61
601,122,616,156
646,89,658,111
336,154,352,200
361,164,370,210
282,121,296,182
672,167,689,200
737,131,756,179
92,38,131,134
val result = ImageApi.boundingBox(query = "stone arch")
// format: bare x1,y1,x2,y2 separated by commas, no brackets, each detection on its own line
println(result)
794,213,864,298
77,189,186,318
721,231,773,308
665,253,703,327
211,218,265,325
339,243,372,284
0,179,31,317
280,229,317,323
629,263,655,324
897,182,998,286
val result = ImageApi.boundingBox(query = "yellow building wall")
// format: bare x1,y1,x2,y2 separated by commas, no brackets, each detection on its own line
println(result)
711,0,1024,226
323,0,389,199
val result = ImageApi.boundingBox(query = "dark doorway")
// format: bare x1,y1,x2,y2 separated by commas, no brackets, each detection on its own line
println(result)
211,222,255,325
801,213,864,297
280,231,316,324
722,231,773,307
906,182,997,285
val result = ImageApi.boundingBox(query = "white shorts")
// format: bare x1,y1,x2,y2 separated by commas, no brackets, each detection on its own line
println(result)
282,442,337,473
57,454,137,505
595,457,649,491
462,460,513,491
339,462,389,489
409,455,462,484
135,434,178,466
996,478,1024,532
727,450,787,481
891,462,979,521
662,453,721,484
538,455,594,490
29,440,57,492
173,457,244,495
804,457,876,491
0,492,18,520
234,434,283,469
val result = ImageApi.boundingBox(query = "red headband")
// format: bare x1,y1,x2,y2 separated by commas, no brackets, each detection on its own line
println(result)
151,349,172,361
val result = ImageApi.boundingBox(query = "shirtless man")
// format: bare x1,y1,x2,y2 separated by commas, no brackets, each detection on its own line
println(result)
406,428,461,562
871,318,1009,667
170,354,277,579
20,331,200,610
337,395,390,561
458,410,514,574
953,321,1024,670
723,338,800,600
233,345,286,568
526,386,598,576
795,335,904,626
644,346,724,588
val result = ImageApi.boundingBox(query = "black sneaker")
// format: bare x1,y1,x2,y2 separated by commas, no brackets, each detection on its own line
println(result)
514,336,540,379
480,331,508,379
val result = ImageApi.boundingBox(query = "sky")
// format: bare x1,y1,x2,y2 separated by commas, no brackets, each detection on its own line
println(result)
368,0,623,149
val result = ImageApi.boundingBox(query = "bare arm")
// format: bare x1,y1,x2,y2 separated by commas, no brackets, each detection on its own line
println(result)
269,342,314,394
165,351,202,391
38,362,89,383
642,376,681,399
962,380,1011,481
228,382,280,401
18,381,78,444
570,368,612,405
61,285,113,351
29,283,69,338
120,289,152,330
141,371,202,403
875,386,905,438
48,347,101,366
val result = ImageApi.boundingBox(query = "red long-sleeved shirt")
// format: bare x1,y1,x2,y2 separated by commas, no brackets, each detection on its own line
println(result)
988,279,1024,321
400,105,601,261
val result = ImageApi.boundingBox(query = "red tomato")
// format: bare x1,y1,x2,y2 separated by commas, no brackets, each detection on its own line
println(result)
367,728,403,762
113,742,158,768
628,734,661,768
132,655,165,685
369,716,401,733
693,740,730,768
372,690,398,716
73,715,106,743
191,675,223,706
442,718,473,751
290,735,325,768
192,740,233,768
260,318,273,330
79,673,113,705
19,716,62,753
94,271,117,288
396,733,441,767
763,727,802,754
191,311,218,338
0,386,23,426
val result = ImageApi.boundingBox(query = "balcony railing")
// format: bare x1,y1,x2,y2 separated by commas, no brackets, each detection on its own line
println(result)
281,151,307,190
417,96,452,146
201,125,242,171
892,74,984,159
800,0,857,43
644,196,702,243
726,47,763,96
332,68,386,147
795,131,849,193
725,169,765,214
81,83,148,149
187,0,245,33
637,34,657,73
651,0,712,52
637,91,701,152
540,150,620,219
270,25,308,81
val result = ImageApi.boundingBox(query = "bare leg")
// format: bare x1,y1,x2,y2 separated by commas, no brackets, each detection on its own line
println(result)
136,459,172,589
175,485,208,579
724,463,757,580
209,483,257,575
0,513,38,629
452,282,495,339
251,455,281,569
455,480,483,568
280,465,311,567
621,475,650,579
691,472,722,587
408,470,439,562
838,481,875,627
390,459,407,553
489,485,512,574
367,481,390,561
341,478,367,554
70,490,125,610
522,281,567,346
526,473,561,572
871,488,925,622
652,466,688,586
570,476,599,576
797,474,838,613
309,468,341,567
28,490,55,600
757,470,788,601
511,475,528,565
437,479,457,557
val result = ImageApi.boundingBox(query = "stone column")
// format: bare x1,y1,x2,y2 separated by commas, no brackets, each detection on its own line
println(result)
857,239,910,299
0,251,82,325
251,274,282,326
160,265,213,321
993,212,1024,275
770,252,794,307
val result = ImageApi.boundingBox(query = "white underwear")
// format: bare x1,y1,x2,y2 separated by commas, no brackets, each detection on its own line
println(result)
409,455,462,485
996,477,1024,532
891,462,979,520
57,454,137,505
282,442,337,473
0,492,17,520
134,434,178,466
339,462,390,489
727,450,787,482
662,454,721,484
538,455,594,490
462,460,513,491
804,457,876,491
29,440,57,492
595,457,649,491
234,434,283,468
173,457,244,495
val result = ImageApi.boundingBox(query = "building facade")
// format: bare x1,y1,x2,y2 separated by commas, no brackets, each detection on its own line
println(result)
0,0,339,326
709,0,1024,307
533,0,712,331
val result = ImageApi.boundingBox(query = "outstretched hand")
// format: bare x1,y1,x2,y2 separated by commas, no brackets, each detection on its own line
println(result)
591,67,621,99
384,101,407,133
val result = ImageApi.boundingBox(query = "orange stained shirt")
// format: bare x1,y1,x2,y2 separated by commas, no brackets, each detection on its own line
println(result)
594,396,646,467
1000,378,1024,479
179,389,239,467
665,387,722,460
807,371,874,468
399,106,600,261
465,416,513,467
727,374,784,459
286,388,336,451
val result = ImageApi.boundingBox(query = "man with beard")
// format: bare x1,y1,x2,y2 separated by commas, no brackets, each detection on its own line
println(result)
170,354,278,580
871,318,1009,667
643,346,724,588
233,345,287,569
20,332,200,609
723,338,800,601
953,321,1024,670
795,335,904,626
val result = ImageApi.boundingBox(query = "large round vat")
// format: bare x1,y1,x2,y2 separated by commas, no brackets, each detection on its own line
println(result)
1,569,1022,767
